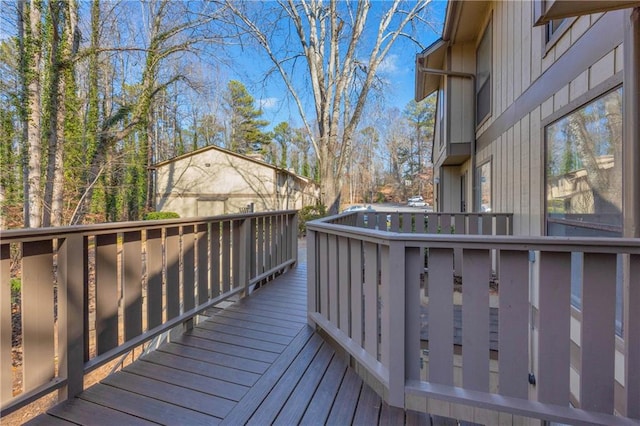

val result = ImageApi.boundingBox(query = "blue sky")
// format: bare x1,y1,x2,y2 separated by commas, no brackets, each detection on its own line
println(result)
224,0,447,130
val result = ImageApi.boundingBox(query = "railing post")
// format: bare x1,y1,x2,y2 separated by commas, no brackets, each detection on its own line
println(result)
57,234,85,400
306,229,317,327
382,241,406,407
290,213,298,265
239,216,252,296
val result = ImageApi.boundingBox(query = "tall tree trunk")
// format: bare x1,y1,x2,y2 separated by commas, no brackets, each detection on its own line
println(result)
43,0,61,228
23,0,44,228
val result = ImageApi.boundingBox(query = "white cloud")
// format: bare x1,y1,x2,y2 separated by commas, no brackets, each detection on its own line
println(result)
377,54,400,75
258,97,279,109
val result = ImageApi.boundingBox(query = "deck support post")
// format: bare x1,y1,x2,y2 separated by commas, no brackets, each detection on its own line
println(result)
58,234,86,400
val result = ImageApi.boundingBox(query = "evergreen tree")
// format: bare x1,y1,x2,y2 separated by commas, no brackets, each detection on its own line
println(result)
224,80,270,155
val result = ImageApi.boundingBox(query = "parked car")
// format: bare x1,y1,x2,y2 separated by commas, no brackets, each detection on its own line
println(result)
341,205,374,213
407,196,426,207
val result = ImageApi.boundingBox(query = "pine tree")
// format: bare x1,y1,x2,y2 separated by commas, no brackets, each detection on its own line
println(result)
224,80,270,155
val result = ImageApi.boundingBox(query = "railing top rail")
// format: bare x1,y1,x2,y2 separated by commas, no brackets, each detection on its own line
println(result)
0,210,298,242
308,218,640,254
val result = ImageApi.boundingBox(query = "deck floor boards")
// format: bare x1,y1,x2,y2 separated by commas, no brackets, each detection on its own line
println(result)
28,245,475,426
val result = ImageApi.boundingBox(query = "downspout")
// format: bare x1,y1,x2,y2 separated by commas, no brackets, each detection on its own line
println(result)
417,67,478,211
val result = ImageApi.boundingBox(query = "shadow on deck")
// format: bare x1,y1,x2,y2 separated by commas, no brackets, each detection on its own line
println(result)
26,245,473,426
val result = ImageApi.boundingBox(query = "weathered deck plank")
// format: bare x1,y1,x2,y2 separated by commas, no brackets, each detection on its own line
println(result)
30,250,472,426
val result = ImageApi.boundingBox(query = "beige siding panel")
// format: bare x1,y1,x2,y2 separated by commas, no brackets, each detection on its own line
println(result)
554,84,569,112
554,27,571,58
530,106,543,236
541,96,554,121
513,0,523,100
570,70,589,102
531,23,542,82
507,0,514,107
506,127,514,214
520,115,531,236
589,49,616,88
571,15,591,43
512,121,522,227
521,0,532,92
615,44,624,74
500,2,507,117
541,45,554,73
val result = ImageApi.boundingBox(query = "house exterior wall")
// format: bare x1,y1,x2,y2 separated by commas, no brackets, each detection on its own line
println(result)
422,1,634,418
155,148,316,218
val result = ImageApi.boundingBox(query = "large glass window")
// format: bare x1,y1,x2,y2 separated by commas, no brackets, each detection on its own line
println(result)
476,20,492,125
477,160,491,212
545,87,623,237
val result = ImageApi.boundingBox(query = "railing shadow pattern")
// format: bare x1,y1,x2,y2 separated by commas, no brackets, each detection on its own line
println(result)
0,210,298,417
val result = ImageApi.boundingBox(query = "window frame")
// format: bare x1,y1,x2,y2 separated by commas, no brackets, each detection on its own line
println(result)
475,17,492,127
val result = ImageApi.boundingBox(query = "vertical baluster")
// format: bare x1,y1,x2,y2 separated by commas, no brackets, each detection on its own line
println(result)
538,251,571,405
482,214,493,235
626,254,640,419
182,226,195,314
338,236,350,333
123,231,142,341
498,250,529,399
328,235,338,326
462,248,491,392
250,217,257,279
231,221,240,289
468,214,480,235
210,221,221,298
363,242,378,358
428,248,454,386
402,213,412,233
57,234,85,399
318,233,328,316
350,239,363,344
306,230,317,320
495,215,508,235
454,215,465,235
197,223,209,304
415,213,425,233
405,246,423,383
238,218,251,295
1,243,12,400
278,214,285,265
95,234,118,354
146,229,163,328
271,214,278,268
222,220,231,293
257,217,264,274
390,213,400,232
581,253,616,413
427,214,438,233
440,214,452,234
165,227,180,320
290,213,298,265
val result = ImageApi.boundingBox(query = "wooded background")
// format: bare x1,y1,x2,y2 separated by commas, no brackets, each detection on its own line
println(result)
0,0,437,229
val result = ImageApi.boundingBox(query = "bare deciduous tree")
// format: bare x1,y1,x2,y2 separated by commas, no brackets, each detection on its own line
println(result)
226,0,433,212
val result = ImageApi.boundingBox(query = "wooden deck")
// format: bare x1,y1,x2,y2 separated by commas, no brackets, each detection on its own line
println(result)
26,249,472,426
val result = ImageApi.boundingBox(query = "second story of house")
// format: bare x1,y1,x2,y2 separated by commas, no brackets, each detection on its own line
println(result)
416,0,639,237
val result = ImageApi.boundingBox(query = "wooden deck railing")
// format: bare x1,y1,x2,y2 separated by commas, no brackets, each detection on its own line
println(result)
306,211,640,425
0,210,298,417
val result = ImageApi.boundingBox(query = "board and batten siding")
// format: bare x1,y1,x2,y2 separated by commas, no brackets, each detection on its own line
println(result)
473,2,625,237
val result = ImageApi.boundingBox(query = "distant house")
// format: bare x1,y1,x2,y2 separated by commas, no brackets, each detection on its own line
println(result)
153,145,319,217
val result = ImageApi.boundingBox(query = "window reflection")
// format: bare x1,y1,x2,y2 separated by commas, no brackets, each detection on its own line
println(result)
545,87,623,236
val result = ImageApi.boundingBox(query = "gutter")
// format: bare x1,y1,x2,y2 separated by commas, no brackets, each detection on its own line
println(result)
417,66,478,212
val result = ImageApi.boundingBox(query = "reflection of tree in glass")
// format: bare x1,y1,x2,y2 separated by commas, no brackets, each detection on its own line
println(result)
546,87,622,224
